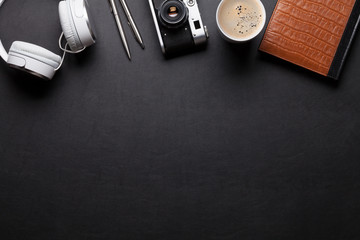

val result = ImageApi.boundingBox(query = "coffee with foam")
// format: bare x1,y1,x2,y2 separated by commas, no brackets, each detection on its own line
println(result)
217,0,265,42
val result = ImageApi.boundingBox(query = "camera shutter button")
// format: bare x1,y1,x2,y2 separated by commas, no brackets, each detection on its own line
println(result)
187,0,195,7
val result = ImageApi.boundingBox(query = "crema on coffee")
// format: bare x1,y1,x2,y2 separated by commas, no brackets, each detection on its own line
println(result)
217,0,265,40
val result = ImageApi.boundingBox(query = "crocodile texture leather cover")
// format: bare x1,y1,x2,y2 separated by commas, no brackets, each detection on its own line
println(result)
259,0,359,79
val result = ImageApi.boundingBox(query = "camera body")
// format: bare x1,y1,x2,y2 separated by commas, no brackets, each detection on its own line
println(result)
149,0,208,55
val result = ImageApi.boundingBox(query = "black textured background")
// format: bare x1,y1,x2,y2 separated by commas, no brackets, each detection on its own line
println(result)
1,0,360,239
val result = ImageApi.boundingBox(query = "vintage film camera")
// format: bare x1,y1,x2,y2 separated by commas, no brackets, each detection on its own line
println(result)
148,0,209,56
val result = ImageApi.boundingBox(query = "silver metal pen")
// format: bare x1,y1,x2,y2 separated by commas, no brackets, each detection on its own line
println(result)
109,0,131,60
118,0,145,49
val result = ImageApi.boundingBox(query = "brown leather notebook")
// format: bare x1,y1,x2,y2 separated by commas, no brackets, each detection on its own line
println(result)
259,0,360,79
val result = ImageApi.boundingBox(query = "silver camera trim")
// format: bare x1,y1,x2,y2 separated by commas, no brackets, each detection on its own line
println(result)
148,0,208,54
185,0,208,45
149,0,166,54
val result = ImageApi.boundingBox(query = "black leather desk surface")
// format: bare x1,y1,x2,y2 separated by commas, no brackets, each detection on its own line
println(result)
1,1,360,239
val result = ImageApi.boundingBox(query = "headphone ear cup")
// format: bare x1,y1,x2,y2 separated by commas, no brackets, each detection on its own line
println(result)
59,0,83,51
8,41,62,79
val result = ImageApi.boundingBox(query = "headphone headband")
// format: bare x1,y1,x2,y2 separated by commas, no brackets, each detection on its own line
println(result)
0,40,8,61
0,0,7,61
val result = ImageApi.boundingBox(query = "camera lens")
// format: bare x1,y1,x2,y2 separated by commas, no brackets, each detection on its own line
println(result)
159,0,188,27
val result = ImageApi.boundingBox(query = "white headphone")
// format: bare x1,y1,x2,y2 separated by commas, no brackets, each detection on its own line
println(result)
0,0,96,80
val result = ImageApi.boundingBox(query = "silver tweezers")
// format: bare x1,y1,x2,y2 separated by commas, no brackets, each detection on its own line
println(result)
108,0,145,60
